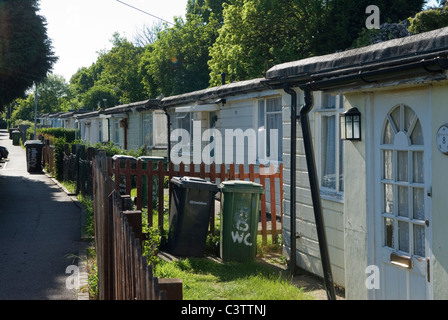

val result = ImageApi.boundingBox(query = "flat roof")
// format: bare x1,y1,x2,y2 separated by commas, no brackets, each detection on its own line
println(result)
102,99,161,115
161,78,267,107
265,26,448,88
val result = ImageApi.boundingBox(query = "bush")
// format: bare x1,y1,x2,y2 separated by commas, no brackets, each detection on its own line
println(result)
37,127,78,144
54,137,66,181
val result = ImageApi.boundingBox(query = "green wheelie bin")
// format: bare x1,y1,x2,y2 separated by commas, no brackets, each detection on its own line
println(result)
219,180,264,262
138,156,166,208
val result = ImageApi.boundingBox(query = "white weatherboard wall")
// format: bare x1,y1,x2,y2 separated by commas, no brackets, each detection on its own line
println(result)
281,89,345,288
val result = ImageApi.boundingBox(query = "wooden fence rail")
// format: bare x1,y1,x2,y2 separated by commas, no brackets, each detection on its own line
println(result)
107,158,283,244
42,140,284,244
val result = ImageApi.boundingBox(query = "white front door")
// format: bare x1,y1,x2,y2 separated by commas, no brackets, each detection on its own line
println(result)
373,89,432,299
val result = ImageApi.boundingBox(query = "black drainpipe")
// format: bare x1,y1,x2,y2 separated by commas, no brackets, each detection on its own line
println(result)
163,105,171,163
284,84,336,300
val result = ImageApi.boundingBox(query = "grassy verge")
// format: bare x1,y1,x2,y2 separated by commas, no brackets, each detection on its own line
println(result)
60,182,309,300
154,258,313,300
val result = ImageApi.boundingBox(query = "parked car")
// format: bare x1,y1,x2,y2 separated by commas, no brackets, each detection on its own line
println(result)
0,146,9,160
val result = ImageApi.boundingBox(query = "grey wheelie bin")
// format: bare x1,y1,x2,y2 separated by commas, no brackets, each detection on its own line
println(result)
168,177,219,257
24,140,44,173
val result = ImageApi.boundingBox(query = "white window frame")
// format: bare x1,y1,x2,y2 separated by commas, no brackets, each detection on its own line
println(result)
257,96,283,164
316,93,344,202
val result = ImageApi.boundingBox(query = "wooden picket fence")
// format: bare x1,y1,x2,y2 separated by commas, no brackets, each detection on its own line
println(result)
93,152,171,300
105,158,284,244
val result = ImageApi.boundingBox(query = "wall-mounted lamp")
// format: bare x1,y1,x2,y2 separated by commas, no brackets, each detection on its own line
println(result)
340,107,361,141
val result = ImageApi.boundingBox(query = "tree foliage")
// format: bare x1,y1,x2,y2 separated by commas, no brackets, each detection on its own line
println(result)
9,0,436,122
0,0,57,110
208,0,425,85
11,74,72,122
70,33,147,109
408,5,448,34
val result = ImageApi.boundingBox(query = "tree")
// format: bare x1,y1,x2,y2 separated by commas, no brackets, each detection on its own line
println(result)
11,74,71,122
140,13,220,97
209,0,325,85
70,33,147,108
408,6,448,34
0,0,57,110
208,0,425,85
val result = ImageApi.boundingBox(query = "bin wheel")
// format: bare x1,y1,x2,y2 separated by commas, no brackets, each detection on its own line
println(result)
160,236,168,250
215,241,220,258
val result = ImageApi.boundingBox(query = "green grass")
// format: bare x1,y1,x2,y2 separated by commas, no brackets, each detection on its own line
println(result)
154,258,313,300
71,186,310,300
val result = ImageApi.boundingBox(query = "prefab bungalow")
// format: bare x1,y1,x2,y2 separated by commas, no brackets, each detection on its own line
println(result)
59,109,90,130
76,110,109,145
162,78,342,226
265,26,448,300
101,100,168,156
162,79,284,214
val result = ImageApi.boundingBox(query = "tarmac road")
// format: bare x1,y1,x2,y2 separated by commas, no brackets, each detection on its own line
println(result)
0,129,85,300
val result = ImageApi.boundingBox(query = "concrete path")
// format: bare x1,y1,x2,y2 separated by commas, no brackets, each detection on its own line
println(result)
0,130,85,300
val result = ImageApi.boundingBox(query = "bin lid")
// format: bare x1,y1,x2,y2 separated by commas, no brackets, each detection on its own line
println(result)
171,176,219,192
138,156,165,162
24,140,44,146
220,180,264,194
112,154,137,160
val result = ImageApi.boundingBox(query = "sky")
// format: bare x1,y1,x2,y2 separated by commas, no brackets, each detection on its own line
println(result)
39,0,440,83
38,0,188,82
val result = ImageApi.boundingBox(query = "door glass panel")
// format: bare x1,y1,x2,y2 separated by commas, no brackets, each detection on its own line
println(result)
383,121,395,144
398,221,410,253
397,151,408,182
384,150,393,180
385,217,394,248
404,107,415,133
410,121,424,145
413,188,425,220
384,184,394,214
390,107,401,132
413,152,424,183
414,225,425,257
398,186,409,217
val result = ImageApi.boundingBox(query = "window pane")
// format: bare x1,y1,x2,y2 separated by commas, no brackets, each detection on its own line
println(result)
266,113,282,160
266,97,282,112
258,100,265,128
321,115,336,189
413,151,424,183
383,150,393,180
398,186,409,217
384,184,394,214
391,107,401,132
404,107,415,133
324,94,336,109
384,217,394,248
413,188,425,220
383,120,395,144
398,221,409,253
397,151,408,182
411,120,424,145
413,225,425,257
